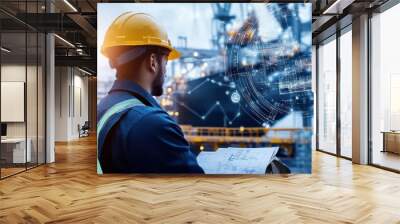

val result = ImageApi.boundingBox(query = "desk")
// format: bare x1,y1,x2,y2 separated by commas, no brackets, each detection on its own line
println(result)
382,131,400,154
1,138,31,163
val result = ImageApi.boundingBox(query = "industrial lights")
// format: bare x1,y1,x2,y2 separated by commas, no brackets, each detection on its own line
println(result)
78,67,92,76
1,47,11,53
76,48,84,55
63,0,78,12
322,0,354,15
54,34,75,48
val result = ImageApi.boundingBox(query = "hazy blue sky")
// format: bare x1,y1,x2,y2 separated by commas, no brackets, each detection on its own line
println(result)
97,3,311,86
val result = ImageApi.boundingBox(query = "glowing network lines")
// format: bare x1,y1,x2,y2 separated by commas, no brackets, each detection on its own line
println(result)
168,4,313,128
224,4,313,126
173,98,241,124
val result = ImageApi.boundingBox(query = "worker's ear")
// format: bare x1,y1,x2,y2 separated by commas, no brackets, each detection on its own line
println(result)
149,53,158,75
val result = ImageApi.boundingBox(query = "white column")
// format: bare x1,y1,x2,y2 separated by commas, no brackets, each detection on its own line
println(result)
45,0,56,163
352,14,369,164
46,33,55,163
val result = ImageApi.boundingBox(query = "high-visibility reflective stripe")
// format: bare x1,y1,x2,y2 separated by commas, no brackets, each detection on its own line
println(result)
97,98,144,174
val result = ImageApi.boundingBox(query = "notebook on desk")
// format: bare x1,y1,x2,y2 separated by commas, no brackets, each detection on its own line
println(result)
196,147,279,174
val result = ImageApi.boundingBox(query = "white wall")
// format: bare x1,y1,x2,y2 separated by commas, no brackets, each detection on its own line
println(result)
55,67,69,141
1,65,26,140
1,65,37,138
72,73,89,138
1,63,46,164
55,67,89,141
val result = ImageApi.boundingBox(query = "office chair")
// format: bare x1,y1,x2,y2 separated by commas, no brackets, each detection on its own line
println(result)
78,121,90,138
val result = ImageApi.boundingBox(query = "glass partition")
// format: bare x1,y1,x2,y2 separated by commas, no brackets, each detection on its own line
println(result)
1,30,28,177
0,1,46,179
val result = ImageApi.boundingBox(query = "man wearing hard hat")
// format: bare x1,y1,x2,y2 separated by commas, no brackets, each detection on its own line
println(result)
97,12,204,173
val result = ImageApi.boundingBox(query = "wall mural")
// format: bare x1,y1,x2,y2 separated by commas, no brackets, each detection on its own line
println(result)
97,3,313,174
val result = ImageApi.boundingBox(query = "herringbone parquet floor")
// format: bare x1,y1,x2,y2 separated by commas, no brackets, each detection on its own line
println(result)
1,135,400,223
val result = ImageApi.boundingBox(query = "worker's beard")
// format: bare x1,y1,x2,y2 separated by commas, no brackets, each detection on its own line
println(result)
151,61,165,97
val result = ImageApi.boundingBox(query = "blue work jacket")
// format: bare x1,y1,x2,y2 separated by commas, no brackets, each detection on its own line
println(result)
97,79,204,173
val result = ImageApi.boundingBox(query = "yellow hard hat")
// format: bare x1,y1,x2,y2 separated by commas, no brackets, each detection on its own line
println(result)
101,12,180,60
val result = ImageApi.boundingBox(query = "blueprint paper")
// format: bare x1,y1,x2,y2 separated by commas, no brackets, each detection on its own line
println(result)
197,147,279,174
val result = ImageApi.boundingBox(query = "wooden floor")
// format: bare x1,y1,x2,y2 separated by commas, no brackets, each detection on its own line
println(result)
1,167,26,178
372,151,400,171
1,136,400,223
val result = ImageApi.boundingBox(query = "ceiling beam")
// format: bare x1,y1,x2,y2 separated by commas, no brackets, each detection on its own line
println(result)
55,55,96,74
323,0,356,14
